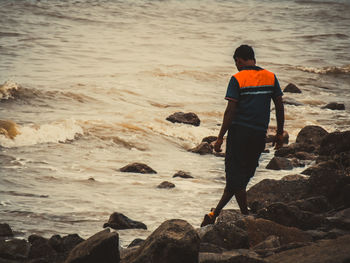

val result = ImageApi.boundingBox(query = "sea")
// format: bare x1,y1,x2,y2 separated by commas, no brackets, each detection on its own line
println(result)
1,0,350,247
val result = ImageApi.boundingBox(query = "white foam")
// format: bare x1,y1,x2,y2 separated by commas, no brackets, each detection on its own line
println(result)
0,119,83,148
0,80,19,100
297,65,350,74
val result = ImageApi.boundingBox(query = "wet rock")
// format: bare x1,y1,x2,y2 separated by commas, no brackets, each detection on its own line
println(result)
266,157,293,170
119,163,157,174
326,208,350,230
157,181,175,189
295,125,328,148
198,222,249,250
103,212,147,230
283,97,303,106
173,171,193,179
65,229,119,263
247,178,309,210
283,83,302,93
48,234,84,254
266,234,350,263
190,142,213,155
256,202,325,230
199,243,226,253
290,158,306,168
275,143,317,157
281,174,307,181
0,238,30,260
318,130,350,156
294,151,316,160
322,102,345,110
216,209,246,224
128,239,145,248
199,250,266,263
252,235,280,250
201,136,217,144
0,224,13,237
328,176,350,209
241,217,312,247
122,219,200,263
265,130,289,144
301,160,340,176
166,112,200,126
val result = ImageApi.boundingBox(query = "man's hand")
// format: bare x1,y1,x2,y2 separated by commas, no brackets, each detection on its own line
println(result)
213,138,223,152
272,133,284,150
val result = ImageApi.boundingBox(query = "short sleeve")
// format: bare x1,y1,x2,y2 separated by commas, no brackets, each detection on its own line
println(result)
225,76,239,101
272,75,283,98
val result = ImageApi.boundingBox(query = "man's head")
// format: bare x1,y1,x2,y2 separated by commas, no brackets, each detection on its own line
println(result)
233,45,256,71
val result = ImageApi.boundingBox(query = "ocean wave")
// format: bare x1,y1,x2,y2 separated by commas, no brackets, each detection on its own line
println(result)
0,119,83,148
296,65,350,74
0,80,19,100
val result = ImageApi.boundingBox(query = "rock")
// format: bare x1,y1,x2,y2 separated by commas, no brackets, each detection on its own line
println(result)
28,235,56,260
247,178,309,210
199,250,266,263
290,158,306,168
199,222,249,250
252,235,280,250
328,176,350,209
256,202,325,230
201,136,217,144
281,174,307,181
326,208,350,230
322,102,345,110
265,130,289,144
275,143,317,157
0,239,30,260
0,120,20,139
0,224,13,237
318,130,350,156
173,171,193,179
241,217,312,247
199,243,225,253
190,142,213,155
119,163,157,174
295,125,328,148
166,112,200,126
157,181,175,189
103,212,147,230
122,219,200,263
266,157,293,170
65,229,119,263
301,160,340,176
283,83,302,93
283,97,303,106
48,234,84,253
266,234,350,263
294,151,316,160
289,196,333,214
128,239,145,248
216,209,246,224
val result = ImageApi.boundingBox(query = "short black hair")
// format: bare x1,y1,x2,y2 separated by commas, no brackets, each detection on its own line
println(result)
233,45,255,61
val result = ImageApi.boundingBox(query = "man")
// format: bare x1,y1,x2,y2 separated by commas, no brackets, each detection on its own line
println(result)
201,45,285,227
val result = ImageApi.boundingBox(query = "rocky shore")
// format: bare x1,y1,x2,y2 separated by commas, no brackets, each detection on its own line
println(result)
1,125,350,263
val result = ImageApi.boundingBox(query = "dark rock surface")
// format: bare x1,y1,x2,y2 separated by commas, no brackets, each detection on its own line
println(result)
122,219,200,263
173,170,193,179
266,234,350,263
266,157,293,170
119,163,157,174
322,102,345,110
0,239,30,260
201,136,217,144
295,125,328,148
65,229,119,263
190,142,213,155
166,112,200,126
283,83,302,93
199,249,266,263
0,224,13,237
157,181,175,189
283,97,303,106
128,239,145,248
104,212,147,230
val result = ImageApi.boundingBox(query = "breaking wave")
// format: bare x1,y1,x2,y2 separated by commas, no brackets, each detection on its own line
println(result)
0,80,19,100
296,65,350,75
0,119,83,148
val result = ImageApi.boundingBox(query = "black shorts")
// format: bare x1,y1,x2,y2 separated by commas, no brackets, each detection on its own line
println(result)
225,124,266,192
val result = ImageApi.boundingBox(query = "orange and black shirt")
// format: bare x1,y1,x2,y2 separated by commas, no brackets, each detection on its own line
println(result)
225,66,283,132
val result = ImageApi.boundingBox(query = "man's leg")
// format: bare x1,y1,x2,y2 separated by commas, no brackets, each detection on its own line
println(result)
235,188,249,215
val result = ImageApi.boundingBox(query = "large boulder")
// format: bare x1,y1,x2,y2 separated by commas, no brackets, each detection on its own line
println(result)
119,163,157,174
103,212,147,230
256,203,325,230
241,218,312,247
295,125,328,148
122,219,200,263
247,178,309,211
266,234,350,263
326,208,350,230
0,223,13,237
166,112,200,126
28,235,57,260
266,157,293,170
48,234,84,253
198,222,249,250
318,130,350,156
289,196,333,214
0,238,30,260
65,229,119,263
199,250,266,263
